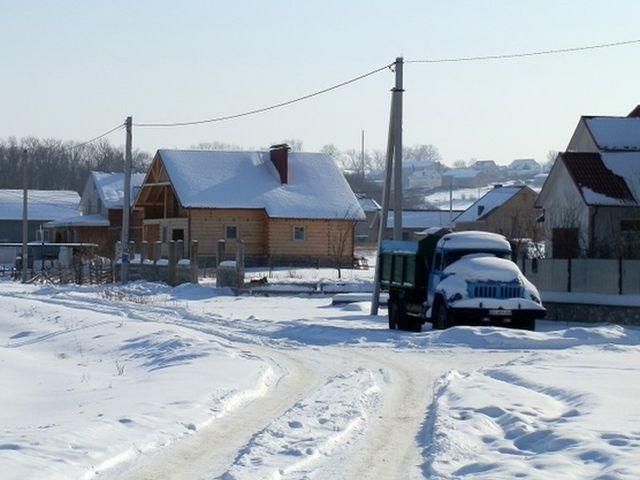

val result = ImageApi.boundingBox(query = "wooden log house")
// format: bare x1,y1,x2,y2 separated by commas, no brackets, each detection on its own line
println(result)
134,145,365,266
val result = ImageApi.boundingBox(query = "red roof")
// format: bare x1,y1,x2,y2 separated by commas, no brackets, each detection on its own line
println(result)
561,152,636,205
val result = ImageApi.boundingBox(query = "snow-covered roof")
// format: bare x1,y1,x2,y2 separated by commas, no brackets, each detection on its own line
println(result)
157,150,365,220
92,171,147,209
455,186,525,223
386,210,461,229
509,158,540,170
443,168,481,178
0,189,79,221
560,151,640,206
356,195,381,213
585,117,640,151
437,231,511,252
44,214,110,228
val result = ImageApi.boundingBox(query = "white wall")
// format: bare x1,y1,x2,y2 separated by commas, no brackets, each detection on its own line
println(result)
566,119,599,152
537,160,590,257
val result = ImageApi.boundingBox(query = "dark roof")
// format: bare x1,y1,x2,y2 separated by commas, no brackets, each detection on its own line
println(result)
629,105,640,118
560,152,636,205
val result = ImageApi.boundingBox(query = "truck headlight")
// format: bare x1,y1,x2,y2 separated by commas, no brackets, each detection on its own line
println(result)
529,292,541,304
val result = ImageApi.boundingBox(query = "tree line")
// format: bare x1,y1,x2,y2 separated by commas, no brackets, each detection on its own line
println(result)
0,137,151,192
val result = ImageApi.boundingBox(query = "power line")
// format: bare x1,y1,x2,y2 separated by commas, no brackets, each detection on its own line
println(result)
72,123,125,149
406,38,640,64
134,63,394,128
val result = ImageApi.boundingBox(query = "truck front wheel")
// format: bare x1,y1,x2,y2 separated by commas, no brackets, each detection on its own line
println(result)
434,302,451,330
387,297,398,330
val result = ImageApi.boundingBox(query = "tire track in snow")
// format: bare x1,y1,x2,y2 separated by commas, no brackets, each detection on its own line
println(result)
101,349,327,480
220,368,383,480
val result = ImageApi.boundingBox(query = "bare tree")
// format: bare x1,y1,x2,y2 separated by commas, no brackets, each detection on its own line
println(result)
191,141,242,151
328,208,360,279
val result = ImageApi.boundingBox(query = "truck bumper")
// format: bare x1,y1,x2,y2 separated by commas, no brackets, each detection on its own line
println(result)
447,307,545,329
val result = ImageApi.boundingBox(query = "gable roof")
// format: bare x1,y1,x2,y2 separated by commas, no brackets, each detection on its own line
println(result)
0,190,80,221
386,209,461,229
356,194,381,213
157,150,365,220
560,151,637,206
455,186,528,223
583,116,640,151
92,171,147,209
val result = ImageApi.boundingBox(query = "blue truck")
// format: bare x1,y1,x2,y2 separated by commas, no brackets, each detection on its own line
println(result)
378,229,545,331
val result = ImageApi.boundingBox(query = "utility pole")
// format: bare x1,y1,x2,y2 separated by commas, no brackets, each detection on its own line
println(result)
360,130,365,180
392,56,404,240
371,56,405,315
21,149,28,283
120,116,133,284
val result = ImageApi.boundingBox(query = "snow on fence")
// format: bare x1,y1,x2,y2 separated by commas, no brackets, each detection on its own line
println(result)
522,258,640,295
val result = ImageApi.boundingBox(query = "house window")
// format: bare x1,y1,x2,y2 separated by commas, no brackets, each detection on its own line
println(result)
226,225,238,240
621,220,640,231
293,226,305,241
172,229,184,241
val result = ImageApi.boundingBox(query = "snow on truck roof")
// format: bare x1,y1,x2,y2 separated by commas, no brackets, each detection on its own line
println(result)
438,231,511,252
158,149,365,220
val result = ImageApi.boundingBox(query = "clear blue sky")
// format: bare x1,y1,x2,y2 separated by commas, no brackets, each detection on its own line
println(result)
2,0,640,165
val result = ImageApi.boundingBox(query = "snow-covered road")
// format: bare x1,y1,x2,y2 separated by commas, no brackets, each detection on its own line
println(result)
3,280,640,479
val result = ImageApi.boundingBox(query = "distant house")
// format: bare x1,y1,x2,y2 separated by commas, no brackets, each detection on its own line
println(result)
508,159,541,178
472,160,499,176
403,160,442,191
355,194,381,245
536,107,640,259
441,168,487,188
46,172,146,256
134,145,365,266
0,189,79,243
385,209,461,240
455,185,540,242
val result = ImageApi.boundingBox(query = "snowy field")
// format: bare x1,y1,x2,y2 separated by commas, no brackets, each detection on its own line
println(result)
2,276,640,479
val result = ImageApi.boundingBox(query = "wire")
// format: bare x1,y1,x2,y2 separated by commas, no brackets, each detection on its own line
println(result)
406,38,640,64
134,62,394,127
72,123,125,149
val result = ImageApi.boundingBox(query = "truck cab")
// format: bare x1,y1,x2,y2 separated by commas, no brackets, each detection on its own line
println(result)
379,230,545,331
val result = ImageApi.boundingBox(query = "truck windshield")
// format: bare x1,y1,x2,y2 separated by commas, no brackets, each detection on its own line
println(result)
443,250,511,268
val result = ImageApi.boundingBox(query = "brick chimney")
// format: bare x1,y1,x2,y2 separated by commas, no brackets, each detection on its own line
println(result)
270,144,290,184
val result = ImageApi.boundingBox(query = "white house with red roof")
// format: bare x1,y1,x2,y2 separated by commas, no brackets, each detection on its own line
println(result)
536,105,640,258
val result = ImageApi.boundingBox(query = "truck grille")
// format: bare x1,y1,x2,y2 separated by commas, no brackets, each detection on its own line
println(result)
471,283,524,299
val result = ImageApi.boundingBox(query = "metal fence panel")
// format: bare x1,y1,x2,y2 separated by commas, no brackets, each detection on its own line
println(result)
571,259,618,294
622,260,640,295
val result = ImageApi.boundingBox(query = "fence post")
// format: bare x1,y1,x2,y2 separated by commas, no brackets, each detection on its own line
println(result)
168,240,177,286
176,239,184,260
619,257,623,295
217,239,226,267
567,258,572,293
190,240,199,284
153,241,162,263
140,241,148,264
236,240,245,290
